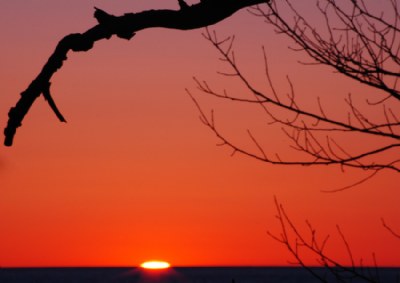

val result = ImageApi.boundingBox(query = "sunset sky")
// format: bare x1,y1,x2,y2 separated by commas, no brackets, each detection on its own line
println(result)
0,0,399,267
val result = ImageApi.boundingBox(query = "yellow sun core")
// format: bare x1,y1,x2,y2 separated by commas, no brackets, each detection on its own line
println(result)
140,261,170,269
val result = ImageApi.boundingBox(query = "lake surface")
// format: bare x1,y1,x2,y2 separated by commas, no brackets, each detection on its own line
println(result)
0,267,399,283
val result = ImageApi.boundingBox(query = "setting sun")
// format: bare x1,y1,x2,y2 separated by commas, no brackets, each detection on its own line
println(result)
140,261,171,269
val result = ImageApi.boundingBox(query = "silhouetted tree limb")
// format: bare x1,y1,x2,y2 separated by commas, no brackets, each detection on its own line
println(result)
3,0,268,147
381,218,400,240
269,197,384,283
190,0,400,177
252,0,400,100
188,1,400,280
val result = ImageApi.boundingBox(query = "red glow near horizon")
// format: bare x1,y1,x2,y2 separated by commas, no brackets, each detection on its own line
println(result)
0,0,399,268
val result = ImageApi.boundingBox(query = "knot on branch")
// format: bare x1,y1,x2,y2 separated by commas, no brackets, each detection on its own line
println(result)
116,30,136,40
94,7,136,40
178,0,190,10
94,7,115,24
62,33,94,52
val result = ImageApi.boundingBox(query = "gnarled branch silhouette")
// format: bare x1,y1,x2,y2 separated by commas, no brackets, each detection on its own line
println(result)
3,0,268,146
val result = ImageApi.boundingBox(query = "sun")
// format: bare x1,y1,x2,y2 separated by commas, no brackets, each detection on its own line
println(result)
140,260,171,270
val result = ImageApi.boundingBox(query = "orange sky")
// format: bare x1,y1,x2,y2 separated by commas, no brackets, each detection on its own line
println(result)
0,0,399,267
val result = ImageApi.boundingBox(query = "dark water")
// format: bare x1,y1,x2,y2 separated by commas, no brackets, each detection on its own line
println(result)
0,267,399,283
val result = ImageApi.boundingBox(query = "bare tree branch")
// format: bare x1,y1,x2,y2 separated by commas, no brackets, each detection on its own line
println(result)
268,197,383,283
254,0,400,100
3,0,269,147
192,28,400,173
381,218,400,239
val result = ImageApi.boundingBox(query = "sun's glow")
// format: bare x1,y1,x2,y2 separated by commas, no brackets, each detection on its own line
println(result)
140,260,170,269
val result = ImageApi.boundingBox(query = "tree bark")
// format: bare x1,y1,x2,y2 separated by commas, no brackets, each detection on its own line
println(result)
4,0,267,146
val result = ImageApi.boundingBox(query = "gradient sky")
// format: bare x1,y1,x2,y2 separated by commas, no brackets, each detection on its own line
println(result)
0,0,399,267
